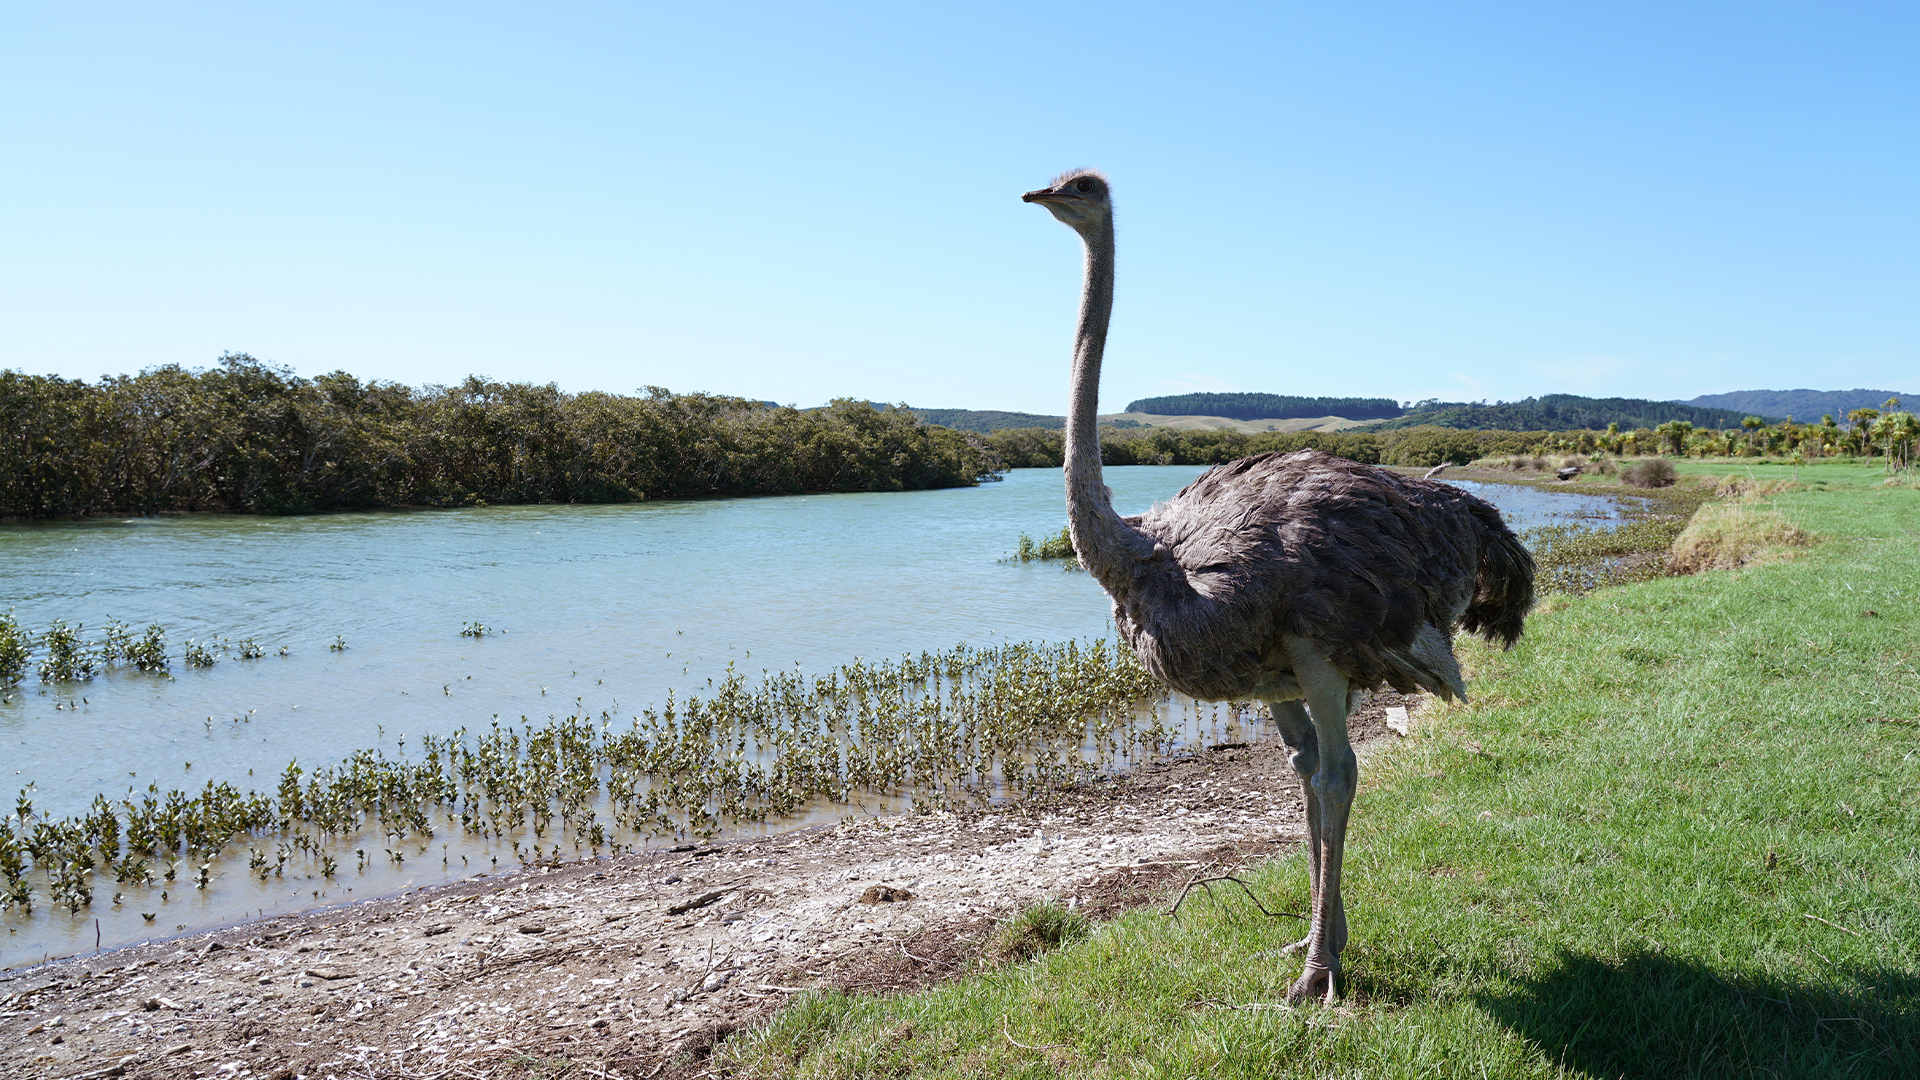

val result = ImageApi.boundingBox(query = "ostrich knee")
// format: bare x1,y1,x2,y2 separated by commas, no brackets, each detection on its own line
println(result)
1271,699,1319,781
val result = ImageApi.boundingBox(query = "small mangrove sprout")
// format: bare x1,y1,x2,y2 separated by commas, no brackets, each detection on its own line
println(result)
0,612,28,688
1011,526,1080,570
37,620,96,682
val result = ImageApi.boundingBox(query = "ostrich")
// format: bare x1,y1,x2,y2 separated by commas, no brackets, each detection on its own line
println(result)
1023,169,1534,1004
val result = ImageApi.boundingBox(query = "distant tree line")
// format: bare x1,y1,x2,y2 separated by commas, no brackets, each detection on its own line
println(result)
1554,404,1916,467
985,411,1920,474
982,425,1547,470
1122,392,1404,421
1375,394,1763,432
0,356,1001,519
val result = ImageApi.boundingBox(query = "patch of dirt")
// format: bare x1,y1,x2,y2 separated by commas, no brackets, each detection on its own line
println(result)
0,694,1416,1080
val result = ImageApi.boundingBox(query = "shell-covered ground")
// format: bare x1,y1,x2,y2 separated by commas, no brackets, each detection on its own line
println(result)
0,697,1409,1080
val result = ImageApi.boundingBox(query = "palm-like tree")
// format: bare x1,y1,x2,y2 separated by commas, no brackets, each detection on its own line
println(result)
1848,408,1880,458
1655,419,1695,456
1817,415,1841,458
1880,412,1918,471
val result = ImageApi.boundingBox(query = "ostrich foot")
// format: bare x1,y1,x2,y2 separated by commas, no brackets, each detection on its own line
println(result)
1280,934,1312,954
1287,961,1340,1006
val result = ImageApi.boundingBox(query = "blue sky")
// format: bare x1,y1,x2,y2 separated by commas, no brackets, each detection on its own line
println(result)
4,2,1914,414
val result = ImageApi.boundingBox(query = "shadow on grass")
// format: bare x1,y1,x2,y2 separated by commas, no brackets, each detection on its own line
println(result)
1476,949,1919,1078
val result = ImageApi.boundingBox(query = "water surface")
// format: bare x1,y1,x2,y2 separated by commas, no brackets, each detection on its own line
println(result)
0,467,1626,963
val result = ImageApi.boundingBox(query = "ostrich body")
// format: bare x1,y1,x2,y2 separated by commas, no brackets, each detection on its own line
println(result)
1023,169,1534,1004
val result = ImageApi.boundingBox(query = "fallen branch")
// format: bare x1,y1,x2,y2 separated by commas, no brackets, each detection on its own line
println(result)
1165,867,1305,921
667,884,741,917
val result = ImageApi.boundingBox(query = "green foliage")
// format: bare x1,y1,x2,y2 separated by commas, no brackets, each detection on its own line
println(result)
1123,392,1403,421
1011,527,1079,569
0,357,1002,518
1379,426,1518,467
907,408,1066,432
1688,387,1907,420
0,638,1191,913
36,619,95,682
127,624,168,671
1524,517,1691,594
0,612,28,687
983,426,1390,469
182,640,216,668
992,902,1091,961
1376,393,1761,432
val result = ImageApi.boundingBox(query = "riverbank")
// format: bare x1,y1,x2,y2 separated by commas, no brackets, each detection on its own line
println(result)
720,462,1919,1078
0,693,1419,1079
15,464,1902,1079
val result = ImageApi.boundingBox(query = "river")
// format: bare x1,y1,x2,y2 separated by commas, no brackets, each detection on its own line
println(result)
0,466,1630,964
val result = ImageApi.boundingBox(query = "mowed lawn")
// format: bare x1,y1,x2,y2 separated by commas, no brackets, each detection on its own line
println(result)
721,463,1920,1079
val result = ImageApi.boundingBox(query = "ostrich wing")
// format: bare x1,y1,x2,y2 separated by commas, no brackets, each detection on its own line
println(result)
1112,450,1525,702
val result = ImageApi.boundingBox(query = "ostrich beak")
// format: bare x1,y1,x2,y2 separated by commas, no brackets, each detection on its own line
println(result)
1022,187,1076,204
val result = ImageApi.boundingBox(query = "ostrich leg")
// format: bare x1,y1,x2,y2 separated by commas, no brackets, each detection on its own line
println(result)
1282,637,1358,1005
1270,699,1324,955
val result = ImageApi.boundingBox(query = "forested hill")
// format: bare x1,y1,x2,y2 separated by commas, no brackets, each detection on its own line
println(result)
908,408,1065,432
1122,392,1403,421
1368,394,1766,432
1682,388,1907,420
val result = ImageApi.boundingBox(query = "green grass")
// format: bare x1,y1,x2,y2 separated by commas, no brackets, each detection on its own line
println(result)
723,464,1920,1078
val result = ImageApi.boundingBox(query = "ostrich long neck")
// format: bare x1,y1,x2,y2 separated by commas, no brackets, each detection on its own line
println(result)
1065,213,1157,588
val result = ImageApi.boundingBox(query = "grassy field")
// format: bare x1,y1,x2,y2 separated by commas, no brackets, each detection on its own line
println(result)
722,462,1920,1078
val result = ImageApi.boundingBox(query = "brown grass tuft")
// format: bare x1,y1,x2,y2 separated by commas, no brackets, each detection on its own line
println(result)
1622,458,1678,488
1668,500,1812,574
1713,475,1800,499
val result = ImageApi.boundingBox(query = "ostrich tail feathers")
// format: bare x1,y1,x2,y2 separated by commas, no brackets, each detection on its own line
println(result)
1462,504,1535,649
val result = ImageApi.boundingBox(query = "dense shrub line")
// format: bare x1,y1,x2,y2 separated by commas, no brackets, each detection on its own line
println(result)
0,356,1001,517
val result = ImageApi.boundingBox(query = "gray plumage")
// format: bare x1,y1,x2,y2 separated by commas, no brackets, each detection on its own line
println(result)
1114,450,1533,703
1024,168,1533,1004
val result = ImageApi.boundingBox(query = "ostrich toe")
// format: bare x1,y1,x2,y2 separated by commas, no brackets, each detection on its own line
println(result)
1287,961,1339,1006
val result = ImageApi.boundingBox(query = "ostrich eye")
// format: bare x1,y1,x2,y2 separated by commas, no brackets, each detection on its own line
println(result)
1073,178,1095,194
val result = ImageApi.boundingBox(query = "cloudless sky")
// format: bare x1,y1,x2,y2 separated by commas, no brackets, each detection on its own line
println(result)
4,2,1915,413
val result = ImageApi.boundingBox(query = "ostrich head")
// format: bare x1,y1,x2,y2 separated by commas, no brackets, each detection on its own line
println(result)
1022,169,1111,233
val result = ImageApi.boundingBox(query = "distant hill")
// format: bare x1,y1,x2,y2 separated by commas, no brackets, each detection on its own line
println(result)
1108,412,1373,434
1123,392,1403,421
907,408,1062,432
1682,389,1908,422
1369,393,1763,432
908,408,1146,433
